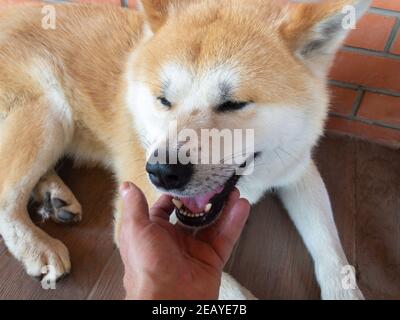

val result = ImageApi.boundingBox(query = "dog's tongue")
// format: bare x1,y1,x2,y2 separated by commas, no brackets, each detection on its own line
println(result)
180,186,224,214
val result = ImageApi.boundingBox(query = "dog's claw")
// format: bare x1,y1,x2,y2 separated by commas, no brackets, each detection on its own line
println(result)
52,198,68,209
56,210,77,223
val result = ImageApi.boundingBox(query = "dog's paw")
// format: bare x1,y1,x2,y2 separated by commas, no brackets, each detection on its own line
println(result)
18,235,71,281
39,191,82,224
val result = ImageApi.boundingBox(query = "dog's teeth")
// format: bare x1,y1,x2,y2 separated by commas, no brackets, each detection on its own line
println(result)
205,203,212,213
172,199,183,209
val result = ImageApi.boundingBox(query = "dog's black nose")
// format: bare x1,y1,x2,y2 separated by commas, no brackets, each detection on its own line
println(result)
146,160,193,191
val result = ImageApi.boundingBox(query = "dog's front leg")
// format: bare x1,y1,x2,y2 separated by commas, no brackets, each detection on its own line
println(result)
277,160,363,300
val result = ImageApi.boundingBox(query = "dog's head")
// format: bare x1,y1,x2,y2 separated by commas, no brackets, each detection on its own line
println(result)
126,0,370,227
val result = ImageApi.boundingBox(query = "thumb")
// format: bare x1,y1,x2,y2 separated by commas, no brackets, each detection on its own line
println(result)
118,182,150,273
119,182,150,232
212,199,250,265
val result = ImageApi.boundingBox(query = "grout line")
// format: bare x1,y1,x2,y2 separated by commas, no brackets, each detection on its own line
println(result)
351,89,365,117
355,117,400,131
329,113,400,131
384,18,400,53
369,7,400,17
353,136,358,276
342,45,400,59
329,81,360,90
329,80,400,97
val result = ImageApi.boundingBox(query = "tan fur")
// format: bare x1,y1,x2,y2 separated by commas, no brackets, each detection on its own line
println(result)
0,0,369,296
1,5,142,163
281,0,353,42
0,4,159,242
0,0,311,248
133,0,314,106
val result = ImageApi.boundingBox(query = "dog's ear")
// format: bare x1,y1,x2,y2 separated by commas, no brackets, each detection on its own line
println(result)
280,0,371,76
137,0,195,33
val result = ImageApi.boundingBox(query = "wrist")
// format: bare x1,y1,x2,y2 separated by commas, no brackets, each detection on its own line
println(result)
126,275,179,300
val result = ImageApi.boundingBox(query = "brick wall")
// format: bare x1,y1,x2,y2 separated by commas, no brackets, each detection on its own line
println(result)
1,0,399,148
329,0,400,148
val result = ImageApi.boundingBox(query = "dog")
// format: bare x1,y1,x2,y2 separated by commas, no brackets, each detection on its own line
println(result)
0,0,371,299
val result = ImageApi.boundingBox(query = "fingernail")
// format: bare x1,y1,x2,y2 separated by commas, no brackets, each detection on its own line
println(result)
120,182,132,198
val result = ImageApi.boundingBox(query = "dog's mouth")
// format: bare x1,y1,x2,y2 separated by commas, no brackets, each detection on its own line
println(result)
168,153,260,228
172,173,240,228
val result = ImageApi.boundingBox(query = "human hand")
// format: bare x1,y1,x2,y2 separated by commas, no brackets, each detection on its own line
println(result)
119,182,250,300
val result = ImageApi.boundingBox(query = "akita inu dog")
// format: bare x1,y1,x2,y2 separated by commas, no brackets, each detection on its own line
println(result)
0,0,370,299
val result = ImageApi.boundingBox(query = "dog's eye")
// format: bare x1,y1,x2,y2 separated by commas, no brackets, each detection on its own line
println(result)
158,96,172,108
217,101,250,112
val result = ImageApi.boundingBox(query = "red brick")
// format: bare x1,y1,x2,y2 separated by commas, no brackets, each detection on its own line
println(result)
390,32,400,55
372,0,400,11
345,13,396,51
357,92,400,127
329,86,358,116
330,51,400,93
327,116,400,149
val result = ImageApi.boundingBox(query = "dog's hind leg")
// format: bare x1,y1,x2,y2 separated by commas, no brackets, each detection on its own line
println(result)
32,169,82,224
0,97,73,280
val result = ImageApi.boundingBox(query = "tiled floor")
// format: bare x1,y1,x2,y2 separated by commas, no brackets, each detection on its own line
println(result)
0,135,399,300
